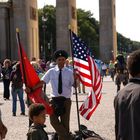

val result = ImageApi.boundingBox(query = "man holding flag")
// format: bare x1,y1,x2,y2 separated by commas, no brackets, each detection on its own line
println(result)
26,50,74,140
17,29,75,139
18,27,102,138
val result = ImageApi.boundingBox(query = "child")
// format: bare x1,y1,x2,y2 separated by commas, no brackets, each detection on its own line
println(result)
27,103,48,140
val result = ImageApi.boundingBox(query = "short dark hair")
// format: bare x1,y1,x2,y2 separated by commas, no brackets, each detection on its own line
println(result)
28,103,46,121
127,49,140,77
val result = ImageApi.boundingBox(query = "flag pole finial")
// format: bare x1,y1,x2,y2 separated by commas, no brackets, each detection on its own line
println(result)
16,28,20,33
68,24,71,30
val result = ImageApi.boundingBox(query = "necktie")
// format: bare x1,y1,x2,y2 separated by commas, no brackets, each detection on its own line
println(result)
58,69,62,94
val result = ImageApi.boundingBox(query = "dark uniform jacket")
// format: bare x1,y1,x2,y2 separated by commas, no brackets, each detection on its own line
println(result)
114,78,140,140
27,124,48,140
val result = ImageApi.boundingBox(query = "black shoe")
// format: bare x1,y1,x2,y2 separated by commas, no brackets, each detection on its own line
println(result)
13,113,16,116
69,132,76,140
20,112,25,115
4,98,10,100
51,133,58,140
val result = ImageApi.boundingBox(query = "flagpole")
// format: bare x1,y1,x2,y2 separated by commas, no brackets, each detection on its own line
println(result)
16,28,31,127
16,28,27,86
69,27,81,136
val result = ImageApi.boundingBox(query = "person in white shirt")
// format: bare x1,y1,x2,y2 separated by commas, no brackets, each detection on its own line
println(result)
26,50,74,140
101,63,107,78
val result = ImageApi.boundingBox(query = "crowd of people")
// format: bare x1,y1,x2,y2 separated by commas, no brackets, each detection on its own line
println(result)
0,50,88,140
98,53,129,93
0,49,140,140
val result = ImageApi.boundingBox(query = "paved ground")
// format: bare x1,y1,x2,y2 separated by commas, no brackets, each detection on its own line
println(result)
0,76,118,140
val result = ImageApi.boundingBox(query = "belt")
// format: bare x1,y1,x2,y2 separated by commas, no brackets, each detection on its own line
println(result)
52,96,70,100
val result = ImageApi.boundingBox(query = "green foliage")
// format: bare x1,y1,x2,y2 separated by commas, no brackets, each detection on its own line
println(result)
117,33,140,55
38,5,56,60
38,5,140,60
77,9,99,58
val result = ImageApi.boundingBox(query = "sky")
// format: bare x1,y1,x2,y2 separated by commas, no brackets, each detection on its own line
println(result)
37,0,140,42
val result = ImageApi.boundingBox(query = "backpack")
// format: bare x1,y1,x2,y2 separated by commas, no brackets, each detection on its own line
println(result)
74,125,105,140
81,129,104,140
50,125,105,140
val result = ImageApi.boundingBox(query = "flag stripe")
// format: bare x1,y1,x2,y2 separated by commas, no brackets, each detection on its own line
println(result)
76,70,92,81
78,75,92,87
74,58,89,70
85,103,98,120
71,31,102,120
74,65,91,76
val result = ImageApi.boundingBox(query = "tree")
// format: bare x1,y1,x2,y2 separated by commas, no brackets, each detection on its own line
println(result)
117,33,140,55
38,5,56,61
38,5,140,60
77,9,99,58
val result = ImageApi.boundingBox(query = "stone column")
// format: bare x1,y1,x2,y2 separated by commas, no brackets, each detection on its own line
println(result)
0,3,11,60
99,0,117,62
56,0,77,56
10,0,39,60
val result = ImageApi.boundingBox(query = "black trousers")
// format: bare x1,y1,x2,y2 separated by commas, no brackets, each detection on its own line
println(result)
50,98,72,140
3,79,10,99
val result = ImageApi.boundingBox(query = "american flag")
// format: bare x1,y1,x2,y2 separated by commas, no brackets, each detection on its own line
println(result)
71,31,102,120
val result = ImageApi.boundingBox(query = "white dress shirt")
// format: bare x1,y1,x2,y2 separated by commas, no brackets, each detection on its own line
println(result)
41,65,74,98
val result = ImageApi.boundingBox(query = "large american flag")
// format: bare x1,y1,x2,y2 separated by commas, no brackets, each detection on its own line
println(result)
71,31,102,120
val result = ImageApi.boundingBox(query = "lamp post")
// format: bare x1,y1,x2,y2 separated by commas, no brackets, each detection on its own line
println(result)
42,14,47,61
111,50,114,61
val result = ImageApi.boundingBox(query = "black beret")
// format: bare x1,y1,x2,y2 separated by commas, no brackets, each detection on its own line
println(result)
54,50,68,60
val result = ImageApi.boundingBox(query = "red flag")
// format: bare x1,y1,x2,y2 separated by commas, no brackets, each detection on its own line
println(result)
16,31,53,115
71,31,102,120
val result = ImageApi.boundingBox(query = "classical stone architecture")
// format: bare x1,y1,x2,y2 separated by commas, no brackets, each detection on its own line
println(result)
0,0,39,60
0,1,11,59
99,0,117,62
56,0,117,61
0,0,117,62
56,0,77,55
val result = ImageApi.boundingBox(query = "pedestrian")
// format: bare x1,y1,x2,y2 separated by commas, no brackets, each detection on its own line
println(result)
10,62,25,116
108,60,115,81
30,57,40,74
76,78,86,93
37,59,46,72
27,103,48,140
101,62,107,78
1,59,12,100
0,62,2,80
0,109,7,139
114,49,140,140
25,50,74,140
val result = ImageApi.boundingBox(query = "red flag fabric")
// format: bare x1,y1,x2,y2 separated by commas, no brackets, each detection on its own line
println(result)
71,31,102,120
16,32,53,115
